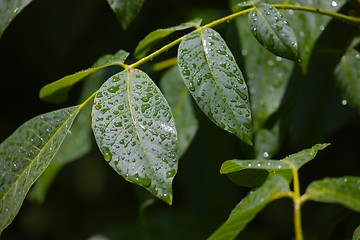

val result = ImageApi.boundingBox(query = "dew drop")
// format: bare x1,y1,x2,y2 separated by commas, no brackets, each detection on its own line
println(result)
331,1,337,7
189,81,195,92
341,99,348,106
100,146,112,162
355,53,360,60
166,169,176,178
263,152,269,158
12,163,20,172
108,85,119,93
248,163,252,167
319,25,325,31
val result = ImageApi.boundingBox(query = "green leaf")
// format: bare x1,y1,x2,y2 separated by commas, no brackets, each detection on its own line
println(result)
0,106,80,234
221,159,291,187
284,0,346,72
106,0,144,29
248,3,298,61
208,176,290,240
353,225,360,240
39,49,129,103
28,70,105,203
280,143,330,170
230,0,254,12
335,48,360,112
254,122,280,159
134,18,202,59
160,66,198,158
178,28,252,145
305,176,360,212
91,69,178,204
0,0,32,38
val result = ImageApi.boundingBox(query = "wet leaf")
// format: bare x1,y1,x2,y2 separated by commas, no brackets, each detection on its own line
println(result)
28,70,105,203
178,28,252,145
305,176,360,212
334,47,360,112
91,69,178,204
208,176,290,240
106,0,144,29
39,49,129,103
353,225,360,240
0,0,32,38
160,66,198,158
135,18,202,59
248,3,298,61
0,106,80,234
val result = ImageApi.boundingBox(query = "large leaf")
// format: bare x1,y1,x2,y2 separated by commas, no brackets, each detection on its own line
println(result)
106,0,144,29
160,66,198,158
28,70,105,203
208,176,290,240
0,106,80,234
178,28,252,145
39,49,129,103
248,3,299,61
0,0,32,38
221,143,329,187
134,18,202,59
305,176,360,212
91,69,178,204
334,47,360,112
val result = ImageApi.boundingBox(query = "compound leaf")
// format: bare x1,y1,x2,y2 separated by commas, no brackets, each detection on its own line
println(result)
135,18,202,59
249,3,298,61
0,106,80,234
305,176,360,212
39,49,129,103
160,66,198,158
106,0,144,29
178,28,252,145
91,69,178,204
208,176,290,240
0,0,32,38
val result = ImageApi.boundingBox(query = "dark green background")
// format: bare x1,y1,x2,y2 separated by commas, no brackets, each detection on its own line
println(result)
0,0,359,239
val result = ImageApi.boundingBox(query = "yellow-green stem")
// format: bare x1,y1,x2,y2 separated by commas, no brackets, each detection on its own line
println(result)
291,168,303,240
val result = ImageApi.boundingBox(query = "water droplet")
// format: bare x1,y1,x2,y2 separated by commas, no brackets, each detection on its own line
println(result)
189,81,195,92
319,25,325,31
12,163,20,172
96,92,103,98
343,178,348,182
108,85,120,93
127,173,151,187
263,152,269,158
13,7,19,13
235,89,247,100
275,56,282,62
241,49,248,56
355,53,360,60
257,163,261,167
341,99,347,106
277,165,281,169
331,1,337,7
100,146,112,162
299,31,305,38
166,169,176,178
248,163,252,167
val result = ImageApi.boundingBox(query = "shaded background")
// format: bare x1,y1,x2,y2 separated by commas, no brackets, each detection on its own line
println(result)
0,0,359,239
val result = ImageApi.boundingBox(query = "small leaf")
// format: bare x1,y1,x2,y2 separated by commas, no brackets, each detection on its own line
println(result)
230,0,255,12
0,0,32,38
135,18,202,59
280,143,330,170
0,106,80,234
106,0,144,29
335,48,360,112
208,176,290,240
91,69,178,204
353,225,360,240
221,159,291,187
39,49,129,103
160,66,198,158
248,3,298,61
305,176,360,212
178,28,252,145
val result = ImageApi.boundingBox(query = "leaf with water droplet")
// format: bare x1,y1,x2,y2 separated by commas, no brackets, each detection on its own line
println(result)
0,106,80,234
160,66,199,159
248,3,299,61
106,0,144,30
305,176,360,212
178,28,252,145
92,69,178,204
0,0,32,38
208,176,290,240
135,18,202,59
40,49,129,103
334,46,360,112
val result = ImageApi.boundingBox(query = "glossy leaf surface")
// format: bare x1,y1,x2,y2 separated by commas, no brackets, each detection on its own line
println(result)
208,176,289,240
305,176,360,212
135,18,202,59
178,28,252,145
0,106,80,234
335,48,360,112
248,3,298,61
106,0,144,29
39,49,129,103
160,66,198,158
91,69,178,204
0,0,32,38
